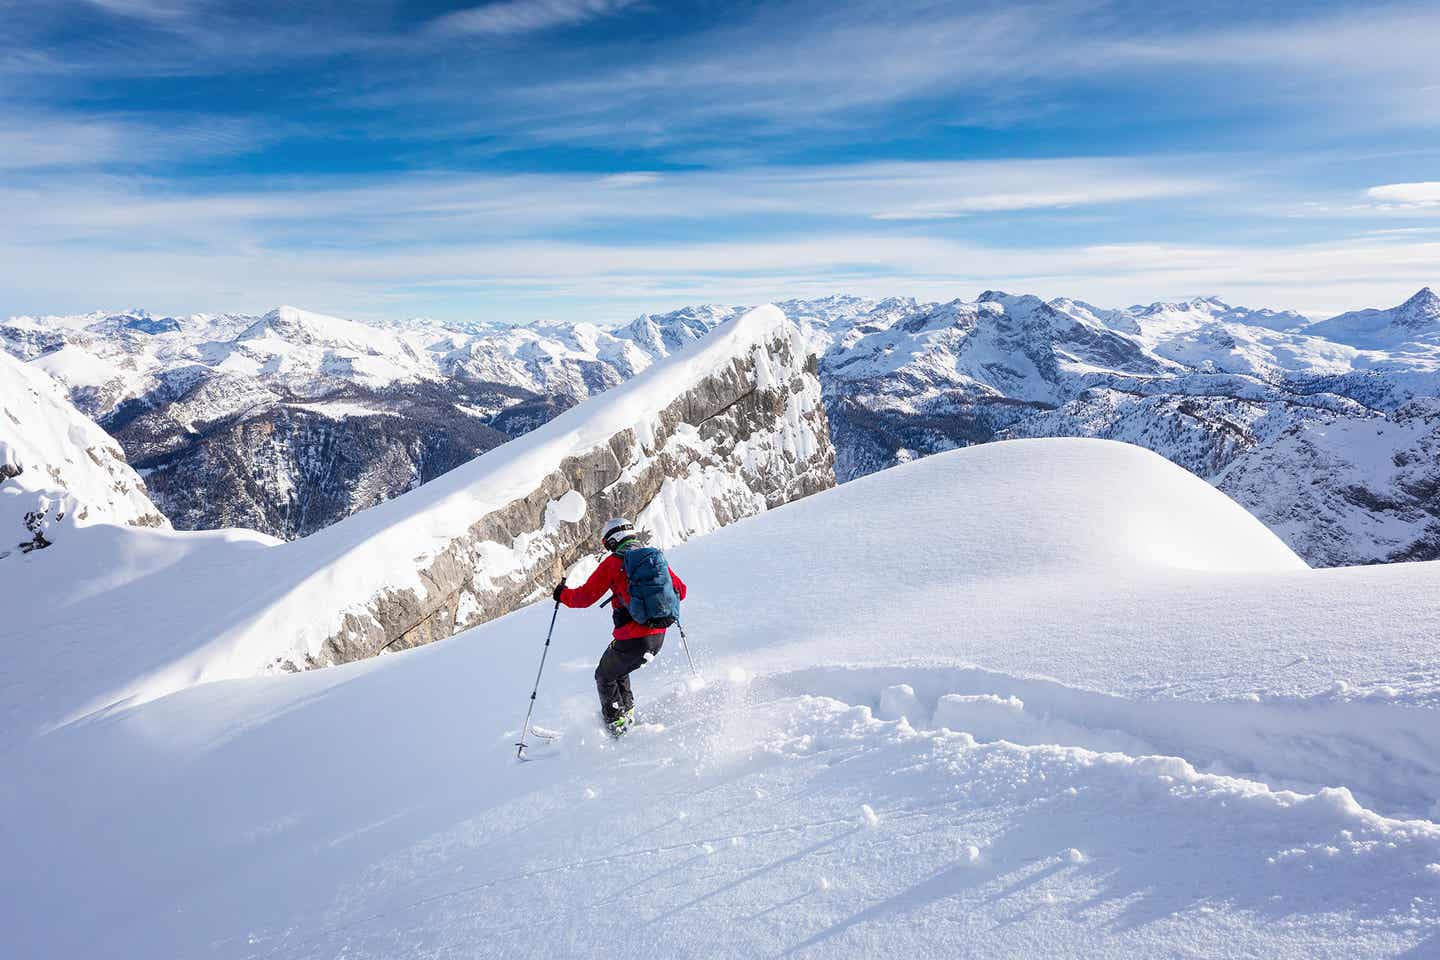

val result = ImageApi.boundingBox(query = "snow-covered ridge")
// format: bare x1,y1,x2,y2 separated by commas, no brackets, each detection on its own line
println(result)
0,305,833,734
0,350,167,558
1305,286,1440,348
257,303,831,669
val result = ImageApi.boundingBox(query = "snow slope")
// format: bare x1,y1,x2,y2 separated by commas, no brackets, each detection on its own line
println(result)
0,350,167,557
4,439,1439,959
0,305,830,740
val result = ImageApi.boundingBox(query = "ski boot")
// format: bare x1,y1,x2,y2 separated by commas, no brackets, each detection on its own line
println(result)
607,706,636,739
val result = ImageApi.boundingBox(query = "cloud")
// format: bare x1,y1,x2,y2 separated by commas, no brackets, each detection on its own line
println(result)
1092,3,1440,124
429,0,638,36
499,2,1063,131
2,3,1436,324
868,176,1212,220
1366,182,1440,208
0,109,266,171
83,0,201,21
14,0,1440,162
5,217,1436,326
0,117,131,170
598,172,661,187
474,1,1440,153
0,159,1216,242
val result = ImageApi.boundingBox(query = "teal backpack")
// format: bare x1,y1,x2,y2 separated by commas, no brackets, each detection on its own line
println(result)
621,546,680,628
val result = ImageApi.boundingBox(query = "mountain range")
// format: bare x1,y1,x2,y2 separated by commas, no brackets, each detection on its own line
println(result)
5,287,1439,566
5,305,1440,957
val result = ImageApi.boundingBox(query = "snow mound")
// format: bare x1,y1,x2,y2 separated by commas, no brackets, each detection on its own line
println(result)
831,437,1306,576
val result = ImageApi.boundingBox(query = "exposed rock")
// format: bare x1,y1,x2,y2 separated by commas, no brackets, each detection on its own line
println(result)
117,384,514,538
301,308,833,667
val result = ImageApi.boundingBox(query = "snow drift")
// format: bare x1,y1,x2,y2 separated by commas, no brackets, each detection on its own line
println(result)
4,438,1439,958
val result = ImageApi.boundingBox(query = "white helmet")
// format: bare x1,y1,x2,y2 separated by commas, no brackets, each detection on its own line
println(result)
601,517,637,552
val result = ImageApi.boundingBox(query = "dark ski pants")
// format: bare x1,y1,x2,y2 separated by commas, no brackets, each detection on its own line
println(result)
595,633,664,723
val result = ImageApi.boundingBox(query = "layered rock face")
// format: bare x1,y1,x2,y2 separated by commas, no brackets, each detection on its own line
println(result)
305,306,833,666
0,351,168,559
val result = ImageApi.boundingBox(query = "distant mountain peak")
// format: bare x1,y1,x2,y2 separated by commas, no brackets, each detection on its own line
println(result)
1301,286,1440,346
1395,286,1440,326
1134,295,1231,315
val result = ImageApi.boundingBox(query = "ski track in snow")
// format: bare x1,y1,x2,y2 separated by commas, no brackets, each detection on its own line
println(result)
20,672,1436,960
188,678,1440,958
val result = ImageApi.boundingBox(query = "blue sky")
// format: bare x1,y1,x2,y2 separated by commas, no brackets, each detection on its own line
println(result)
3,0,1439,324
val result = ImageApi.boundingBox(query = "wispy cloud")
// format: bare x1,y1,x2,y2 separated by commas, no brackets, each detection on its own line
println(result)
1366,182,1440,208
0,156,1429,323
5,230,1435,325
83,0,203,22
1093,3,1440,123
0,159,1217,240
495,2,1063,132
14,1,1440,157
0,109,265,171
475,1,1440,151
429,0,638,36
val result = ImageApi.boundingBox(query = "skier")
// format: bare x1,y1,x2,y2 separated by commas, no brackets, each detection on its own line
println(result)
553,518,687,738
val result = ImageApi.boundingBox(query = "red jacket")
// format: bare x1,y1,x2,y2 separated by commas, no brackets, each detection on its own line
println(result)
559,552,687,640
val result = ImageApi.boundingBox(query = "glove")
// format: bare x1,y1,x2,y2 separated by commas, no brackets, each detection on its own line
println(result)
552,580,566,603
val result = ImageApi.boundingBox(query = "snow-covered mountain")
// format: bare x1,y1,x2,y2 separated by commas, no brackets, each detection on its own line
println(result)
0,306,832,737
0,350,167,558
8,288,1440,565
1305,286,1440,348
0,304,728,538
799,288,1440,566
6,439,1439,958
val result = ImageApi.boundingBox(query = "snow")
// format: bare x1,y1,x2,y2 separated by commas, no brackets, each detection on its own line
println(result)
0,350,166,555
0,304,811,738
282,400,399,419
29,342,138,393
1306,288,1440,349
4,438,1440,958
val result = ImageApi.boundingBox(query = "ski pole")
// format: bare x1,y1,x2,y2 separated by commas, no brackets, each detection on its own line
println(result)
676,620,698,677
516,600,561,760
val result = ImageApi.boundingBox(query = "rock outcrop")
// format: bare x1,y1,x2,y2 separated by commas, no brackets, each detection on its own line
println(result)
298,305,832,666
